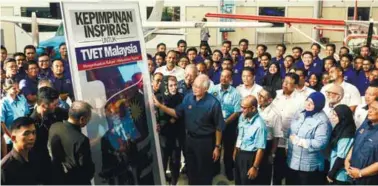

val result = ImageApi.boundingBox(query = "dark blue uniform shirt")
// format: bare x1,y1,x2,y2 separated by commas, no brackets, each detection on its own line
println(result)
208,66,222,85
350,120,378,184
356,72,370,96
19,76,38,98
344,67,357,86
175,93,225,135
178,80,193,96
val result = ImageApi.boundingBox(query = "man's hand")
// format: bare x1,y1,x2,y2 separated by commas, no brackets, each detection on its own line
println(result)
247,167,258,180
213,147,220,162
348,167,361,179
326,176,334,183
233,148,238,161
152,95,161,107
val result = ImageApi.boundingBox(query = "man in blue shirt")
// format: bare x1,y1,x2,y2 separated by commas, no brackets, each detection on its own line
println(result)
345,97,378,185
296,51,322,79
272,44,286,68
209,69,241,180
19,60,39,110
49,59,74,104
59,43,71,79
37,53,52,80
292,46,303,64
208,50,223,84
153,74,225,185
311,43,323,70
234,95,267,185
340,54,357,85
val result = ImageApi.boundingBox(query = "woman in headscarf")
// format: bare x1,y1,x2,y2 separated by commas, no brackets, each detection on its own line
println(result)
287,92,332,185
327,105,356,185
262,62,282,92
307,73,323,91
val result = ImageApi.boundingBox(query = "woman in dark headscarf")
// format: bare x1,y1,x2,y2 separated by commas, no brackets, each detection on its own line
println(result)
262,62,282,92
308,73,323,91
287,92,332,185
326,105,356,185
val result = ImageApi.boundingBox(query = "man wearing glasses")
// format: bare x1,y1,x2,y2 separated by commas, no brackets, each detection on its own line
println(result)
257,87,283,185
233,95,267,185
321,66,361,112
37,53,52,79
323,84,344,125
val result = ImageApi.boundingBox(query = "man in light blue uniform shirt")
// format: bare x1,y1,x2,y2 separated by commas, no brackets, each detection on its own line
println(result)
234,95,267,185
209,69,241,180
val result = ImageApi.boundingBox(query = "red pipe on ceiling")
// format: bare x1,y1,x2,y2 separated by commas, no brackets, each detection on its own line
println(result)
205,13,346,26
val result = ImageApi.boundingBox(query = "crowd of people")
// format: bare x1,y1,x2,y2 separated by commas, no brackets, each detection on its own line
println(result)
149,39,378,185
1,35,378,185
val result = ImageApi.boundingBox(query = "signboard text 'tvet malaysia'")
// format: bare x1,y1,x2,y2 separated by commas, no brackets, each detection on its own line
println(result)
75,41,142,71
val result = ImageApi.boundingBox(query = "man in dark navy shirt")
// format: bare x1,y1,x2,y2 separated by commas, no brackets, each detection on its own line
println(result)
37,53,52,79
19,60,39,109
345,97,378,185
1,117,38,185
340,54,357,85
208,50,223,85
49,59,74,103
154,74,225,185
272,44,286,68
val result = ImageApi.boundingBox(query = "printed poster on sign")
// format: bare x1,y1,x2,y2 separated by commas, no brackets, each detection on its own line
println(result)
60,2,164,185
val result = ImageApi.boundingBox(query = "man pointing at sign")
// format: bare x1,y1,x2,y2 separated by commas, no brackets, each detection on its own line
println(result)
153,74,225,185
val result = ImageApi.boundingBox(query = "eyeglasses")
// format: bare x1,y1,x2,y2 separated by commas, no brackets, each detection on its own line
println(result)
326,91,340,96
257,92,268,100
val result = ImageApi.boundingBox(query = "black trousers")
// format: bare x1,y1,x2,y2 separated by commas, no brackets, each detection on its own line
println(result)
159,134,181,184
186,133,215,185
286,168,324,185
234,150,258,185
273,147,288,185
256,140,272,185
214,121,237,177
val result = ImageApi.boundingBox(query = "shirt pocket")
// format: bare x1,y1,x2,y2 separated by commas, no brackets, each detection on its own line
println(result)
360,138,375,157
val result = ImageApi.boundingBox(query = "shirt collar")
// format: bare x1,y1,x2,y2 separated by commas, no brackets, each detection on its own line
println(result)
296,86,307,93
5,94,20,104
165,65,177,72
241,113,259,124
10,149,28,164
220,85,232,93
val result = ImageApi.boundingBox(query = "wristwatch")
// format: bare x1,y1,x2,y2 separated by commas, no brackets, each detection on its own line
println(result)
358,170,363,178
215,144,222,149
252,166,259,170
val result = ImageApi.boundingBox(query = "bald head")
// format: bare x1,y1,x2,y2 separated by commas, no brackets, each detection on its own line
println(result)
326,84,344,104
68,101,93,126
243,95,258,108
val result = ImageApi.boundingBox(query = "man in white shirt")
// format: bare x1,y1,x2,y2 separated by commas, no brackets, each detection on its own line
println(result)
323,84,344,126
294,68,315,101
354,79,378,128
155,50,185,81
272,73,303,185
257,86,283,185
236,67,262,99
321,66,361,112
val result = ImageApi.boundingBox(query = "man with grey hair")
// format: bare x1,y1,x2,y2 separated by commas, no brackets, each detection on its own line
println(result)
48,101,94,185
323,84,344,125
153,74,225,184
178,64,198,96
